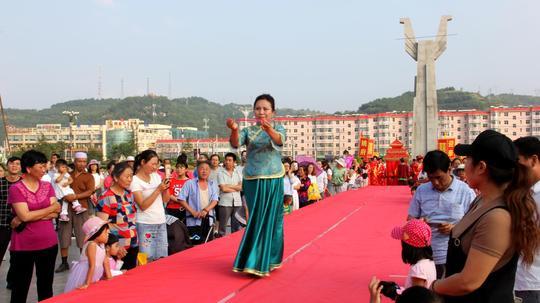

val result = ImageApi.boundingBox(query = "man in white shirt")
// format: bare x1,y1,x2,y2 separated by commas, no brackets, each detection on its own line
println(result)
514,136,540,303
217,153,242,236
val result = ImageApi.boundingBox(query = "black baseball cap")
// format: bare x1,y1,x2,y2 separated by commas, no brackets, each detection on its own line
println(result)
454,129,517,169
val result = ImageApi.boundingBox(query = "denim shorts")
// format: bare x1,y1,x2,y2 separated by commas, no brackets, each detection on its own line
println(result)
136,223,168,261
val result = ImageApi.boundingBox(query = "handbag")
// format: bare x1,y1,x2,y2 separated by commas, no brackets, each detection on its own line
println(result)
307,182,321,201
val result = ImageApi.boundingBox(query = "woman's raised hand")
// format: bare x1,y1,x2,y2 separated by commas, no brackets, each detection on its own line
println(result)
226,118,238,130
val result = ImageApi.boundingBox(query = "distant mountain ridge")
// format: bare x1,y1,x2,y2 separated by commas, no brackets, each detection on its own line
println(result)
3,96,323,138
4,89,540,139
343,87,540,114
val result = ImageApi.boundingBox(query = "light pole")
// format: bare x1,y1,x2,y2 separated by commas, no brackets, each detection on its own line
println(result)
62,110,80,161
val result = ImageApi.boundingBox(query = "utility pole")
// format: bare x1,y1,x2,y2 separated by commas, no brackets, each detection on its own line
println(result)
168,72,172,99
0,95,11,154
97,65,102,100
62,110,80,161
120,78,124,99
203,118,210,137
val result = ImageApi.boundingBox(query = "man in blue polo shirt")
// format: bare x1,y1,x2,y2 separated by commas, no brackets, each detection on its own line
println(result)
407,150,476,279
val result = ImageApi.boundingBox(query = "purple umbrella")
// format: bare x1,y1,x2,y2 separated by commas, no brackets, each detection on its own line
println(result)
295,155,323,176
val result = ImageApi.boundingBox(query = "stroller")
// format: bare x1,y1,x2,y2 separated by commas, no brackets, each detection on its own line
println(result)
187,215,216,245
165,215,193,255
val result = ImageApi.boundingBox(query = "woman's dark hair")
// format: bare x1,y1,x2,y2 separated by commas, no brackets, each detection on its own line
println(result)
307,163,316,176
321,160,329,170
106,160,116,171
401,241,433,265
134,150,158,173
422,150,450,174
87,224,109,242
396,286,442,303
176,152,188,165
224,152,237,162
175,162,188,169
21,150,48,173
89,163,99,173
291,160,299,172
106,233,119,247
111,161,133,181
51,153,61,159
253,94,275,111
470,155,540,265
297,165,307,176
282,157,292,165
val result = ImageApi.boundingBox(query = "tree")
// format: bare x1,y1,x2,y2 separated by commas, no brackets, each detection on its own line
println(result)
110,142,136,160
182,142,193,154
87,148,103,162
10,137,69,160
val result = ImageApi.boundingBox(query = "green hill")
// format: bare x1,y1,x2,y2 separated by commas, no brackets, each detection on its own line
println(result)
4,89,540,141
348,87,540,114
2,96,323,139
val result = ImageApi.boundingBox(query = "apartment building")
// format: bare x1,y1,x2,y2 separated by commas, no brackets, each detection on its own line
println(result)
7,106,540,161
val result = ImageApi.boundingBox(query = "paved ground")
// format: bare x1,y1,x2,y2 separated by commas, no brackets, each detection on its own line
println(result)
1,238,81,303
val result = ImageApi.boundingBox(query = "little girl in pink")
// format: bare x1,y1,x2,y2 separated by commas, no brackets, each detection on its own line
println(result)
105,233,124,277
369,219,437,302
64,217,112,292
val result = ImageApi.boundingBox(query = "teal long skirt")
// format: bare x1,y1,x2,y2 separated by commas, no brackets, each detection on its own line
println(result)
233,177,284,276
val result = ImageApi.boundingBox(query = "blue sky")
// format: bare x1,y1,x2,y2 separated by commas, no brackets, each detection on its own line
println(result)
0,0,538,112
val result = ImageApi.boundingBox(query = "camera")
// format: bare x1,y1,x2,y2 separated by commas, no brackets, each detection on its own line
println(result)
378,280,400,300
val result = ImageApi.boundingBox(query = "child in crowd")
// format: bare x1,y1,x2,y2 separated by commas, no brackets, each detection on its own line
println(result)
105,233,124,277
64,217,113,292
54,159,86,221
166,162,190,222
369,219,436,302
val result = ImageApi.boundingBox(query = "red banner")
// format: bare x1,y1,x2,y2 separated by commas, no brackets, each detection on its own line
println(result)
358,137,374,159
438,138,456,158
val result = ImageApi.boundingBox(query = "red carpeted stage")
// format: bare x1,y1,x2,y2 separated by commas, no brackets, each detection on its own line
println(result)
48,186,411,303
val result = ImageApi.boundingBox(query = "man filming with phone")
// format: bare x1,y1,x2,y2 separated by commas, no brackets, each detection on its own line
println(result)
407,150,476,279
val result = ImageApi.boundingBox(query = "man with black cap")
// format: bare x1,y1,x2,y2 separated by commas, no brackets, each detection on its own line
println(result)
513,136,540,303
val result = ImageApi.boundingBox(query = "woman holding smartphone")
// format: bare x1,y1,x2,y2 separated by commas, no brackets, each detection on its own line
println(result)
227,94,287,277
130,150,171,262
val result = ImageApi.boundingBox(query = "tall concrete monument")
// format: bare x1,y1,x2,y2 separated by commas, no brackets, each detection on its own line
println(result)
400,15,452,157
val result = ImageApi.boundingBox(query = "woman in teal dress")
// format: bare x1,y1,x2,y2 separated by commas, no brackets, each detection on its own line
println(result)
227,94,286,277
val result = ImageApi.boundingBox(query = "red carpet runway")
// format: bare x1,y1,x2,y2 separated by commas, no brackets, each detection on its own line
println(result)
48,186,411,303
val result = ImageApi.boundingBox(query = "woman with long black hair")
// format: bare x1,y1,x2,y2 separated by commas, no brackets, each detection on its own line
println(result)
430,130,540,302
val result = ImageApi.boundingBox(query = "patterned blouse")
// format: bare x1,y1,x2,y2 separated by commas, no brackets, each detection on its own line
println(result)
298,176,311,204
97,189,138,249
239,123,286,180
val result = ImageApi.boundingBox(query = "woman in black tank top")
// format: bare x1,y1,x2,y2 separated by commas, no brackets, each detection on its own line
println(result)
429,130,540,303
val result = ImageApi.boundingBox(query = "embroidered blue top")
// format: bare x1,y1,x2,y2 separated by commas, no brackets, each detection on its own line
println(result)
239,123,286,180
